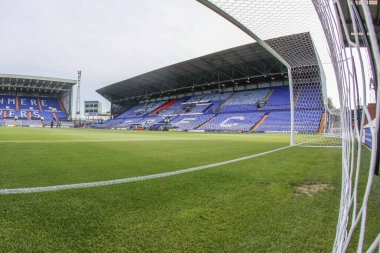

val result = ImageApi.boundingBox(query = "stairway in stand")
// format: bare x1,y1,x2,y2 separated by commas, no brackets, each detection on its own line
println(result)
58,99,66,113
251,113,269,131
37,97,43,111
216,93,235,112
196,114,217,129
15,96,19,110
318,112,325,133
53,112,58,122
295,86,302,105
151,99,177,116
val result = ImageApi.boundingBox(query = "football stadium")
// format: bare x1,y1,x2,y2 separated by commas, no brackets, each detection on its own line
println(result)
0,1,379,252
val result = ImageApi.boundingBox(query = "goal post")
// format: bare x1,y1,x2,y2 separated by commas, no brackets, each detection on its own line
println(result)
197,0,379,252
195,0,297,146
197,0,339,148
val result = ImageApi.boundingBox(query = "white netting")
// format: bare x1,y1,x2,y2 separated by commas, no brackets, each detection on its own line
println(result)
199,0,379,252
199,0,341,147
313,1,379,252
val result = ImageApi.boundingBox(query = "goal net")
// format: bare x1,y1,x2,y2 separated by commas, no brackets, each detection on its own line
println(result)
198,0,379,252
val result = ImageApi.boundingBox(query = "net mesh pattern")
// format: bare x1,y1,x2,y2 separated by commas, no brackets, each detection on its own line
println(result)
205,0,340,146
265,33,340,145
313,0,379,252
200,0,379,252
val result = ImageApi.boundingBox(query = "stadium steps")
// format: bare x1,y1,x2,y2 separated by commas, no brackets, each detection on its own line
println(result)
318,112,325,133
196,114,217,129
53,112,58,121
264,89,274,102
251,113,269,131
174,104,194,115
295,86,303,105
37,98,43,111
190,103,212,114
203,103,213,113
151,99,176,116
58,99,66,113
218,93,235,111
256,89,274,111
15,96,19,110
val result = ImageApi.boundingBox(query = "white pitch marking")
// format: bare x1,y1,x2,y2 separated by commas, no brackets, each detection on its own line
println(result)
0,145,291,195
0,138,202,143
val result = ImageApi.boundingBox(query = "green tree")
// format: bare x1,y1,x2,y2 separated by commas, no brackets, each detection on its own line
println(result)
327,97,336,109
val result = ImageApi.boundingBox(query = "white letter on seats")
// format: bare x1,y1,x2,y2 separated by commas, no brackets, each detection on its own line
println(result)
20,111,27,118
8,98,15,105
33,111,40,118
220,116,245,127
175,118,196,126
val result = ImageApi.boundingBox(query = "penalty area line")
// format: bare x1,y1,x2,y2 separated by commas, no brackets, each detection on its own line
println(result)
0,145,291,195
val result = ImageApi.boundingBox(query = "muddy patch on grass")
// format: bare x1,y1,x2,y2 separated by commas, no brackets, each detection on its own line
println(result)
295,183,334,196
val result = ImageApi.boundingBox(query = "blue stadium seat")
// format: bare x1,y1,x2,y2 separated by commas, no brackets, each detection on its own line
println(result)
170,114,215,130
199,112,265,132
100,85,324,133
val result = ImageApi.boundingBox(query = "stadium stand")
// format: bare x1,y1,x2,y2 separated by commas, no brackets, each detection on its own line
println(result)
17,96,40,110
256,111,291,132
116,104,145,118
0,95,69,126
170,114,215,130
139,116,163,127
0,95,16,110
159,97,189,116
199,112,265,132
220,89,269,113
295,84,323,109
295,110,323,133
189,103,212,114
261,86,290,110
96,85,324,133
40,97,62,111
151,100,177,115
116,101,166,118
93,35,327,134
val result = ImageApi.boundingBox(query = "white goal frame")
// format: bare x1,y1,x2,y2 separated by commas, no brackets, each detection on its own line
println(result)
197,0,380,252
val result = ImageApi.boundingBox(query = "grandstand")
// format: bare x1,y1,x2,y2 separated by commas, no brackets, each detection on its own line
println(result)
96,33,325,134
0,74,76,127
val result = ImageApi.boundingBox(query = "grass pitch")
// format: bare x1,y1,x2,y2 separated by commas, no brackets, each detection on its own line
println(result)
0,128,378,252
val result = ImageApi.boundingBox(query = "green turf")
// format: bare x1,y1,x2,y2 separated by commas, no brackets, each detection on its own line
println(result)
0,128,289,188
0,127,378,252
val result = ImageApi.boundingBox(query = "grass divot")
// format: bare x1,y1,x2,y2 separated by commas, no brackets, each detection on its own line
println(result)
295,183,334,196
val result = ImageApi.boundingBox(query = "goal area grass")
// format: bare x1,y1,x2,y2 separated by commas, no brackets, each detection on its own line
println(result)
0,128,378,252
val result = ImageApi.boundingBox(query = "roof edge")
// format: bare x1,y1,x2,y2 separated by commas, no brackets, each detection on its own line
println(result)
0,73,77,84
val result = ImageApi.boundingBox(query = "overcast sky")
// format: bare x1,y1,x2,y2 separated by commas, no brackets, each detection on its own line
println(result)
0,0,256,114
2,0,362,115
